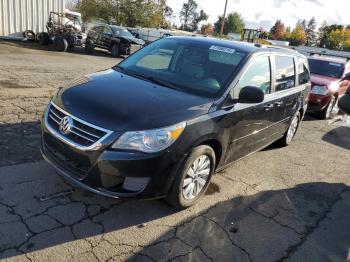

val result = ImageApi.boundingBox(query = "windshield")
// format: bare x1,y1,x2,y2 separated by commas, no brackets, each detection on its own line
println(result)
115,38,247,97
308,59,344,78
111,26,133,38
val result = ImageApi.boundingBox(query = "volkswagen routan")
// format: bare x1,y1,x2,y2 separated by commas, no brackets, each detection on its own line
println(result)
41,37,310,209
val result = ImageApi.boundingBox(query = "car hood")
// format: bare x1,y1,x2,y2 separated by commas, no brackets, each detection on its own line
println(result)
119,35,145,45
310,73,339,87
53,69,213,131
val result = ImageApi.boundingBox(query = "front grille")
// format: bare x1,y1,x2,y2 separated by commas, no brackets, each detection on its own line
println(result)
46,102,112,149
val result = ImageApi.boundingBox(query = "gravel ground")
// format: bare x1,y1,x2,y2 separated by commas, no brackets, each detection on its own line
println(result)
1,40,350,262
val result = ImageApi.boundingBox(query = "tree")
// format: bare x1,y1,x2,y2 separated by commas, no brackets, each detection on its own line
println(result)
270,20,285,40
343,28,350,51
179,0,207,31
318,23,344,48
289,26,306,46
77,0,171,28
328,29,343,49
214,12,244,35
318,21,328,47
305,17,317,46
201,23,214,35
192,10,209,31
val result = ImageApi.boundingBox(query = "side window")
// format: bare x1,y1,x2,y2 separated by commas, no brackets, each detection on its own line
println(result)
103,26,112,35
298,58,310,85
239,56,271,94
275,56,295,91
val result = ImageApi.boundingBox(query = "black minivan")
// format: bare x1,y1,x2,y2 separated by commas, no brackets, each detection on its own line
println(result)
41,37,310,208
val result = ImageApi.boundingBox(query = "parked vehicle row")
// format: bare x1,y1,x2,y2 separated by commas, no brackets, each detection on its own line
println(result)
41,37,310,209
29,10,145,57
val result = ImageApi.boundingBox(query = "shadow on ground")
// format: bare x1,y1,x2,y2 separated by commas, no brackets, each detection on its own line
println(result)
128,182,350,262
1,179,349,261
322,126,350,150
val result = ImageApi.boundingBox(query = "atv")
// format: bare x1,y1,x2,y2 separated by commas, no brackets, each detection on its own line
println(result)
36,11,92,53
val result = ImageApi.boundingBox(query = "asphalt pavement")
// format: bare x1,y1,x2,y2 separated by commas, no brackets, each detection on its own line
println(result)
1,40,350,262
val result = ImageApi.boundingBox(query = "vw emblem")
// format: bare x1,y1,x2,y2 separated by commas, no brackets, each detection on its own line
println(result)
59,116,73,135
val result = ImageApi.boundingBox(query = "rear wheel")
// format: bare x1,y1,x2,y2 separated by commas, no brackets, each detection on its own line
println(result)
110,43,120,57
280,112,300,146
166,145,215,209
23,30,35,41
54,37,68,52
319,95,336,119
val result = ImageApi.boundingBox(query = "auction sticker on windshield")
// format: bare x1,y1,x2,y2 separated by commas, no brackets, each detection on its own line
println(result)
209,45,236,54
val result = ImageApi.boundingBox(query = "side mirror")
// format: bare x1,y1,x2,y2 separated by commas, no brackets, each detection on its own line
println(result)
238,86,265,104
338,93,350,115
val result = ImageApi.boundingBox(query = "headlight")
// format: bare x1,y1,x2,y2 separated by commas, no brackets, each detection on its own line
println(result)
111,122,186,153
311,85,328,95
329,82,339,92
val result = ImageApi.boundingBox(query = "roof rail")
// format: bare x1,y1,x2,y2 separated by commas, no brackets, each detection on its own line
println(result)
265,45,297,53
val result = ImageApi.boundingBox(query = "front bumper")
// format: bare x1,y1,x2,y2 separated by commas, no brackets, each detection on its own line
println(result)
41,119,184,200
307,93,332,112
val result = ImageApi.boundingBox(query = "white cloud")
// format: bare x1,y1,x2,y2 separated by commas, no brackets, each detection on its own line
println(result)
167,0,350,30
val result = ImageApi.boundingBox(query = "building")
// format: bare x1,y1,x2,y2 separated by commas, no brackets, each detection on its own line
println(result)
0,0,65,39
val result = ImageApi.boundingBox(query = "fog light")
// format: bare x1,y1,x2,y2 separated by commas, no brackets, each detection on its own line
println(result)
123,177,150,192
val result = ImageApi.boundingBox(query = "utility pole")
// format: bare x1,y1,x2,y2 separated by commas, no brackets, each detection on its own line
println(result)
220,0,228,35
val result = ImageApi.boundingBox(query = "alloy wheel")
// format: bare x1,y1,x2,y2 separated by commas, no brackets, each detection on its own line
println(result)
182,155,211,200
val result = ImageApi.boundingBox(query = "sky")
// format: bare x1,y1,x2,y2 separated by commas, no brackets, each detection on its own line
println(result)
167,0,350,30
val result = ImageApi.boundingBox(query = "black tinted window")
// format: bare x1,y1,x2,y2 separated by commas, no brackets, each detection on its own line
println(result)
308,59,345,78
239,56,271,94
298,58,310,85
275,56,295,91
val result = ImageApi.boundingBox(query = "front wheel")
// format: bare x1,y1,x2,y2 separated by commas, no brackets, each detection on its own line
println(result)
166,145,215,209
280,112,300,146
54,37,68,52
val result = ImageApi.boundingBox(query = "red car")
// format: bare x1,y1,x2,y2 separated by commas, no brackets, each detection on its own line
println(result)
307,56,350,119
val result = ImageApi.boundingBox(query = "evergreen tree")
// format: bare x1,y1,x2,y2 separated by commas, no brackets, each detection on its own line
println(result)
305,17,317,46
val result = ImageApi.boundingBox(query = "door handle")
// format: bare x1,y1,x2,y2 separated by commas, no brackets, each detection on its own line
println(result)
275,101,284,107
264,104,274,111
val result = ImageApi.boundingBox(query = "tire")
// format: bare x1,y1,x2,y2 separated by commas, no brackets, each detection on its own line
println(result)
110,43,120,57
166,145,216,209
54,37,68,52
66,37,75,48
280,112,300,146
85,39,95,54
37,32,49,45
318,95,336,119
23,30,35,41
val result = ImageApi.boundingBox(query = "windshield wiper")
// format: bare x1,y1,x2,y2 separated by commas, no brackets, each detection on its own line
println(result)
114,66,181,90
124,70,181,90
